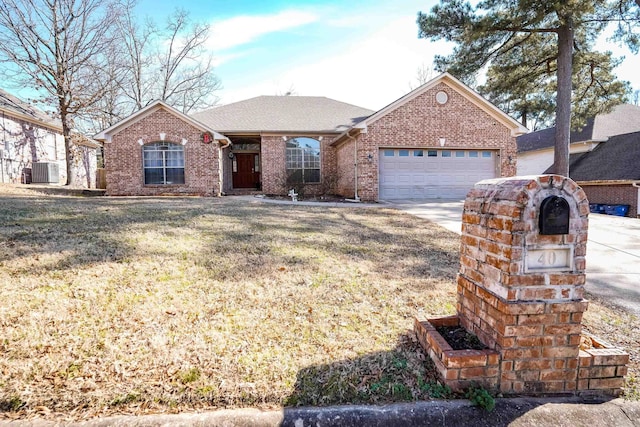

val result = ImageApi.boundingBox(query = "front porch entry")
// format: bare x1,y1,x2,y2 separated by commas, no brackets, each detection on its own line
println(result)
232,152,260,189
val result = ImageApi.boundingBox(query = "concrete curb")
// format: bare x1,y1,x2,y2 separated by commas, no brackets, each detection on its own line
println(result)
5,398,640,427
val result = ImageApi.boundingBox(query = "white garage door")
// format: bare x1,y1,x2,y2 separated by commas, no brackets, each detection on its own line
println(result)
379,148,497,200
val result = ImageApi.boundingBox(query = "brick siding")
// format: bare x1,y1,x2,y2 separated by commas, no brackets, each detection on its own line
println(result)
580,183,638,217
336,82,518,201
260,134,339,197
104,108,219,196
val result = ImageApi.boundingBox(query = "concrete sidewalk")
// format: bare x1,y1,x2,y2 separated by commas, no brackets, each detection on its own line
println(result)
5,398,639,426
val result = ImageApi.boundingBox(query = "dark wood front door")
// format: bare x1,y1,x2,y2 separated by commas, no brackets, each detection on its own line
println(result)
232,153,260,189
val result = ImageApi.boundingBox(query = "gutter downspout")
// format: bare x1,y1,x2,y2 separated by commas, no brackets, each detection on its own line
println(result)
344,130,360,203
633,182,640,218
218,138,231,196
1,111,5,183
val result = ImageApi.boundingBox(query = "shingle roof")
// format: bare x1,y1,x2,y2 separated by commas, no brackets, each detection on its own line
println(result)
543,131,640,180
191,96,374,133
0,88,59,128
517,104,640,153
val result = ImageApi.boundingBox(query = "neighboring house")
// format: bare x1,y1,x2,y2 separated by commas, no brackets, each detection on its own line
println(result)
516,103,640,217
544,131,640,217
0,89,99,187
516,104,640,176
95,73,526,201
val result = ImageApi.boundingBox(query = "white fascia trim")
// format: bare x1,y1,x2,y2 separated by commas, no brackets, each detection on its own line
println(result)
0,107,63,133
94,100,230,144
359,72,528,137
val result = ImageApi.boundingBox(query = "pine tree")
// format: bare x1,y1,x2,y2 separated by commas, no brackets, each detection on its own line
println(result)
417,0,640,176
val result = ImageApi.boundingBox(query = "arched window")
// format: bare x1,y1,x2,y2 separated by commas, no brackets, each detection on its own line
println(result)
286,137,320,183
143,142,185,185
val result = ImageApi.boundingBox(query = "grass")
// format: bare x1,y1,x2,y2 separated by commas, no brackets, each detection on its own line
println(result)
0,185,638,421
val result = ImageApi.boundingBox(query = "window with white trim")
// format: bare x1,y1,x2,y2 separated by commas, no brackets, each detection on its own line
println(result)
143,142,185,185
286,137,320,183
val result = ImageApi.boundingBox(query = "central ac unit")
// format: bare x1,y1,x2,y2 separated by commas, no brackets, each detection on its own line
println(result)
32,162,60,184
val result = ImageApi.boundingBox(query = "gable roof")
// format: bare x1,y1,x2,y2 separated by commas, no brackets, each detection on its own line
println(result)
517,104,640,153
0,88,61,131
345,72,528,139
94,100,229,143
547,131,640,181
191,96,374,134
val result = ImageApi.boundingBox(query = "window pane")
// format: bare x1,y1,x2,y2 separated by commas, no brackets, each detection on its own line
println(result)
287,169,303,184
469,151,479,158
482,151,492,158
143,142,184,185
399,149,409,157
166,168,185,184
304,169,320,183
384,150,394,157
144,168,164,185
286,149,303,169
143,151,163,167
414,150,424,157
166,150,184,167
455,151,465,157
442,150,451,157
285,137,321,183
427,150,437,157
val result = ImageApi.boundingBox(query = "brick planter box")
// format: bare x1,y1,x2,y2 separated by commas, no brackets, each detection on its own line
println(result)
577,334,629,397
415,176,629,396
415,316,500,392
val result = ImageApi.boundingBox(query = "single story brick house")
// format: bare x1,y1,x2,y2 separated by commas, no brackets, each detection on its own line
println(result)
95,73,526,200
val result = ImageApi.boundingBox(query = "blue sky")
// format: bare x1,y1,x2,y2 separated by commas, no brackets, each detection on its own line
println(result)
136,0,453,109
133,0,640,111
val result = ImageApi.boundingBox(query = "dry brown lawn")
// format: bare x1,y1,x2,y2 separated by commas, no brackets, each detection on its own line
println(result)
0,184,637,422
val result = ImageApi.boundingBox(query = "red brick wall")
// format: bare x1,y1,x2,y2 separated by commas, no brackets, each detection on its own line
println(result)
260,134,339,197
336,138,356,199
104,108,219,196
456,175,627,396
580,183,638,217
335,82,518,201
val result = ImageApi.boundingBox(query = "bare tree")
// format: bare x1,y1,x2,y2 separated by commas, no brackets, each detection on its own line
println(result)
116,0,156,112
156,9,221,113
77,6,222,134
409,63,435,90
276,84,298,96
0,0,122,185
114,7,221,115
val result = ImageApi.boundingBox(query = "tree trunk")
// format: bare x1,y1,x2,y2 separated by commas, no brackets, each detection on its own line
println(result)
553,17,574,177
60,104,75,186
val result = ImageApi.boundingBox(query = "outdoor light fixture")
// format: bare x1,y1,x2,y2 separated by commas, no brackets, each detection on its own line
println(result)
439,138,446,147
367,153,373,162
137,138,144,145
159,132,166,141
318,136,323,141
181,138,188,145
282,136,288,141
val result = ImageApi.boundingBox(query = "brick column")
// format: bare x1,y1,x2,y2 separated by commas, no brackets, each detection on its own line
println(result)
416,175,628,396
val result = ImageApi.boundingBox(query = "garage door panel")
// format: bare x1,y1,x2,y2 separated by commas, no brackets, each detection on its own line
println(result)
379,149,496,200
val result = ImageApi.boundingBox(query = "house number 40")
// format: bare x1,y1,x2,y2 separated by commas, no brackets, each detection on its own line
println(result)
537,251,557,265
526,247,572,272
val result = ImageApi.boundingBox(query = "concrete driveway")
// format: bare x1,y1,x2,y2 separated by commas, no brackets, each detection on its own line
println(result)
391,199,640,316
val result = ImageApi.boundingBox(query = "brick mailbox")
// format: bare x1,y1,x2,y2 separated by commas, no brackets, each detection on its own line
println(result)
415,175,628,396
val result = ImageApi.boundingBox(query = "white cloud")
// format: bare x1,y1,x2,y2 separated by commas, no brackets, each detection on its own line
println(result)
208,10,319,51
219,16,449,110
